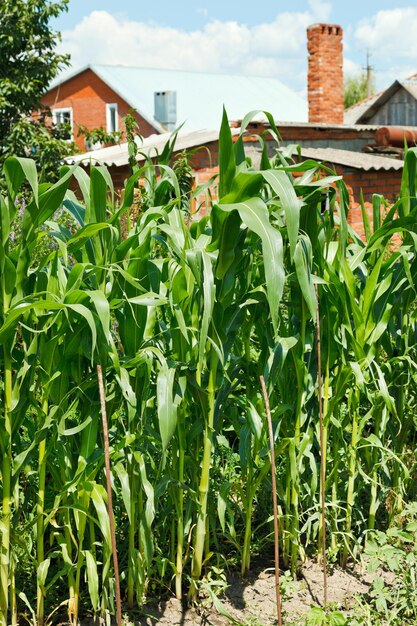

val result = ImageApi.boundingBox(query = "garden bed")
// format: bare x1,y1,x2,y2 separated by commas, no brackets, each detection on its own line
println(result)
74,560,371,625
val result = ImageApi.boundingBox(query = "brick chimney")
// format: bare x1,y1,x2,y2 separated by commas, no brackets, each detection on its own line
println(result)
307,23,344,124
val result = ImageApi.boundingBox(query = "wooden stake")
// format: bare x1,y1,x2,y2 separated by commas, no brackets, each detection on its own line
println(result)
315,285,328,608
97,364,123,626
260,375,283,626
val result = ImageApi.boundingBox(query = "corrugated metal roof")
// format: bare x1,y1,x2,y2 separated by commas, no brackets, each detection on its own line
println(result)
243,119,380,131
66,127,240,167
50,64,308,130
282,146,403,171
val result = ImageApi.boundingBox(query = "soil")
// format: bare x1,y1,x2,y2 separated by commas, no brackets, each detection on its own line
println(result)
77,560,372,626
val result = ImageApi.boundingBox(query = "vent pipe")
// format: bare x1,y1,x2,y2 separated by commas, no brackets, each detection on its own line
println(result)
154,91,177,131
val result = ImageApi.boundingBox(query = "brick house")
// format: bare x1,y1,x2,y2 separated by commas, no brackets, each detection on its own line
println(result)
41,64,308,151
41,67,163,151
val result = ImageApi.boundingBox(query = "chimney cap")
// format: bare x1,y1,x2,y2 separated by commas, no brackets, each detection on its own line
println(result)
307,23,343,35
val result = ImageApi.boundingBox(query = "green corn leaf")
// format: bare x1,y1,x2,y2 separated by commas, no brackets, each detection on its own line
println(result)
67,222,118,251
0,300,96,354
198,251,216,373
218,107,236,200
63,197,86,227
239,109,282,144
372,193,383,233
294,235,317,320
3,156,38,203
246,401,264,441
85,550,100,611
362,244,388,324
90,482,111,547
157,360,178,452
221,171,264,204
59,415,92,437
217,197,284,333
400,147,417,216
265,336,298,386
72,166,91,212
127,293,168,306
90,166,109,223
17,593,36,625
87,289,111,343
36,559,51,595
135,451,155,564
262,169,302,260
114,461,132,524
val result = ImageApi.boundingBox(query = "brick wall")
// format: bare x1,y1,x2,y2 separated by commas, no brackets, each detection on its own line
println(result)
339,166,402,205
307,24,344,124
347,201,372,241
41,68,159,150
340,166,402,236
192,167,219,215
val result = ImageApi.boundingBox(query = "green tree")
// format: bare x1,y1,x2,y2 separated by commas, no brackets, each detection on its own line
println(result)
0,0,76,177
344,73,375,109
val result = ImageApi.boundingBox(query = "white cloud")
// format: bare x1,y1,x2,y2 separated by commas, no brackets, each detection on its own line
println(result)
307,0,332,23
343,57,361,79
59,2,333,92
354,8,417,85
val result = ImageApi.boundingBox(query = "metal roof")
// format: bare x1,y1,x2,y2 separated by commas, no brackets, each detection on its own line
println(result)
49,64,308,130
283,146,404,171
66,127,240,167
243,119,380,131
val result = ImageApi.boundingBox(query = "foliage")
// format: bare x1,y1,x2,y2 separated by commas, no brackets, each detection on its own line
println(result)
124,109,142,174
299,606,346,625
77,125,124,151
344,73,375,109
0,110,417,626
173,150,193,215
4,116,78,182
0,0,74,175
359,503,417,625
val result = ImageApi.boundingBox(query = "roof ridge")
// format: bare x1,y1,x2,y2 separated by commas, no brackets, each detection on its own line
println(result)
91,63,297,83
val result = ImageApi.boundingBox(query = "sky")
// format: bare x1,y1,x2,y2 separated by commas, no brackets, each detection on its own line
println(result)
53,0,417,96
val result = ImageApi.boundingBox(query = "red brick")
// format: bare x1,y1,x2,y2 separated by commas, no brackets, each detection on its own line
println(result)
307,24,344,124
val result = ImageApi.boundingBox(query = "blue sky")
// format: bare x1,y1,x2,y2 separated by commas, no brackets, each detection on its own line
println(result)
55,0,414,31
53,1,417,94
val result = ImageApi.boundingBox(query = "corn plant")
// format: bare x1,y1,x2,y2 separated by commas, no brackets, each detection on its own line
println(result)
1,116,417,626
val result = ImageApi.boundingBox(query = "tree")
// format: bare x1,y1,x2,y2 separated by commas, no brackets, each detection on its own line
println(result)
344,73,375,109
0,0,76,177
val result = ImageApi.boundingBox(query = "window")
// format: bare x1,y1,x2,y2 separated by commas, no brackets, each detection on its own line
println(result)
106,103,118,133
52,107,73,140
